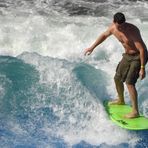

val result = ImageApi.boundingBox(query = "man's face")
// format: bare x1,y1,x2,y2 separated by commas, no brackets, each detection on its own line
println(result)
114,21,124,31
114,22,120,28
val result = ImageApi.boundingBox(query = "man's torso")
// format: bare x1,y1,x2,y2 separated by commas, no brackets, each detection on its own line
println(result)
111,22,144,55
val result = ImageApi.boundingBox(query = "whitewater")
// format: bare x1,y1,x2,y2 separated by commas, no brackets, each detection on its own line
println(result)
0,0,148,147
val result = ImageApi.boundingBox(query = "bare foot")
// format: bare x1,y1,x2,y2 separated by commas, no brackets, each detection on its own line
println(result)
109,99,125,105
124,112,139,119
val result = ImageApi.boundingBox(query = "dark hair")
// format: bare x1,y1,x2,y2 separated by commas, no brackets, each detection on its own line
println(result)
113,12,126,24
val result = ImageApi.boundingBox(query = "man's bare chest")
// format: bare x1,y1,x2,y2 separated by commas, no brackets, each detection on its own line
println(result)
114,31,133,45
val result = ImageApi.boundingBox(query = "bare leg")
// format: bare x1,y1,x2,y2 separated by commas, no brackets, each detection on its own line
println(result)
109,78,125,105
124,84,139,118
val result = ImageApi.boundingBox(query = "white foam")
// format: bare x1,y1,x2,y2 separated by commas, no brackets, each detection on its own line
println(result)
18,52,140,147
0,13,148,60
43,102,139,147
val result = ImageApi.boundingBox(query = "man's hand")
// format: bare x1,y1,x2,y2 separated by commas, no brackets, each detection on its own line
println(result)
139,68,146,80
84,47,93,56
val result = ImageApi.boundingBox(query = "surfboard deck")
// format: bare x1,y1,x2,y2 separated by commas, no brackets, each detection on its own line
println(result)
104,101,148,130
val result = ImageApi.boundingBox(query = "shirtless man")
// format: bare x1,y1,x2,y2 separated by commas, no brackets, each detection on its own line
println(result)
84,12,148,118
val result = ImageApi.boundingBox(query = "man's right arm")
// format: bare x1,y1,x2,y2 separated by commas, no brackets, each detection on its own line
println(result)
84,25,113,56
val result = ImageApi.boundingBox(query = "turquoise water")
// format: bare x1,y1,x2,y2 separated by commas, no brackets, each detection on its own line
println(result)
0,0,148,147
0,52,148,147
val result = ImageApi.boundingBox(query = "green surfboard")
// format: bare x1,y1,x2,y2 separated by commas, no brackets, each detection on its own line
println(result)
104,101,148,130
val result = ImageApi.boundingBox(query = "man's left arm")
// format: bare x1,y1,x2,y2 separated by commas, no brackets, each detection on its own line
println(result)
135,40,146,80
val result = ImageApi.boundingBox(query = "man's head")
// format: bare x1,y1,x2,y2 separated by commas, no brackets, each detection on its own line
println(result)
113,12,126,24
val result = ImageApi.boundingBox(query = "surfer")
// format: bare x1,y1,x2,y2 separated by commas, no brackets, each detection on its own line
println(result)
84,12,148,118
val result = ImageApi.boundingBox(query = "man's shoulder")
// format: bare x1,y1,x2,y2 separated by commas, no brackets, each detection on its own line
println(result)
108,23,115,32
109,23,115,28
126,22,139,31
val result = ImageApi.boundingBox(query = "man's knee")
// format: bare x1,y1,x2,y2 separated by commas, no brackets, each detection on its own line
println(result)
114,76,122,84
126,83,135,89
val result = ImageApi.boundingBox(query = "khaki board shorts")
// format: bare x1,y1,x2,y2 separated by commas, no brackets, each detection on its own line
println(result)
114,53,141,85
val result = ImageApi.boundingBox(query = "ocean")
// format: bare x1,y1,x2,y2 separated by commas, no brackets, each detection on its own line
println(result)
0,0,148,147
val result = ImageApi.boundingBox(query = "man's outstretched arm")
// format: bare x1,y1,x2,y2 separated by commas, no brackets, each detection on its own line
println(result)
84,26,112,56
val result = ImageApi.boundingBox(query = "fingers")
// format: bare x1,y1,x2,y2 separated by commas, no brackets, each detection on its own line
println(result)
140,75,144,80
141,75,145,80
84,51,87,56
139,73,143,80
84,48,92,56
139,72,145,80
85,51,91,56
